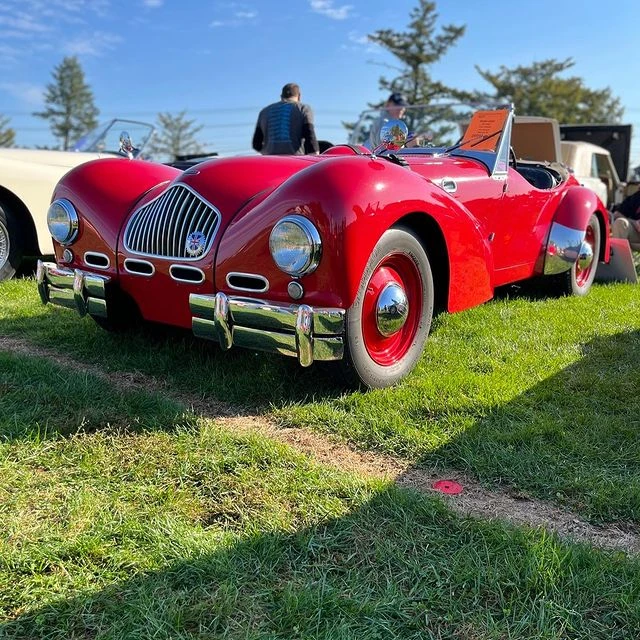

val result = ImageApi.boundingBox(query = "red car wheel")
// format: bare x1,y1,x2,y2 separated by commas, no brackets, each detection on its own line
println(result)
342,226,434,389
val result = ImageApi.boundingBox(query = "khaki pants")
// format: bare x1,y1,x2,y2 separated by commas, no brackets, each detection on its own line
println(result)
612,216,640,251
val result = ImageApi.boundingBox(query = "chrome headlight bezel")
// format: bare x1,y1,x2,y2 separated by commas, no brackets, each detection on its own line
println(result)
269,215,322,277
47,199,79,246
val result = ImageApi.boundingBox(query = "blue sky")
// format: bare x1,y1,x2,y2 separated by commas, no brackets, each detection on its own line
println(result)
1,0,639,167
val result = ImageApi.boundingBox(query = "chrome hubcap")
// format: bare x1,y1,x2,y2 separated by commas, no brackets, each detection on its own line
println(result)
0,220,9,269
375,282,409,337
577,240,594,272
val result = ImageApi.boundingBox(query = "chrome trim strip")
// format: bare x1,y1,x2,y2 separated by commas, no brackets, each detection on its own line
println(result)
124,258,155,277
226,271,269,293
189,293,345,364
83,252,110,270
544,222,585,275
169,264,205,284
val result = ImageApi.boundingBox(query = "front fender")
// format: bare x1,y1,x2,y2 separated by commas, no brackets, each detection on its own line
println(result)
215,156,493,311
52,159,180,272
543,185,609,275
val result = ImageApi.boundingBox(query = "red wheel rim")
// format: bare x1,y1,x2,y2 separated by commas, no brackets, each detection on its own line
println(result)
361,252,423,366
575,224,596,287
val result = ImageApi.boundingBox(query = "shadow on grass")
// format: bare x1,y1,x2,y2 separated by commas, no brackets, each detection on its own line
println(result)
2,482,639,639
2,306,640,635
418,328,640,523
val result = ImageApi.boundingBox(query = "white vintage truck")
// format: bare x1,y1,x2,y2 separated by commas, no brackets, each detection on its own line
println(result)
559,123,635,208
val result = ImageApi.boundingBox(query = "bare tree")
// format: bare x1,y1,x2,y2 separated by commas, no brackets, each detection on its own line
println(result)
148,111,205,161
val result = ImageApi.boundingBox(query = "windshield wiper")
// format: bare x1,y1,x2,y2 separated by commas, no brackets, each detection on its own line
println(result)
443,128,502,154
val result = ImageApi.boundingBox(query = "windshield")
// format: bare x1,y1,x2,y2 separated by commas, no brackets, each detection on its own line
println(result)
348,101,500,149
72,119,155,157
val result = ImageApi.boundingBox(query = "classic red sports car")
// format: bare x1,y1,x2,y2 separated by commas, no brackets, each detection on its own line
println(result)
37,107,609,388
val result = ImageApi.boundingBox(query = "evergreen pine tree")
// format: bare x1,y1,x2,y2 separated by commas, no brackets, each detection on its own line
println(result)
34,56,99,150
0,115,15,147
147,111,205,162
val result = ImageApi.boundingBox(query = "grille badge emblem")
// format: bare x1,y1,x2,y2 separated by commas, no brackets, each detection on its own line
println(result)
185,231,207,257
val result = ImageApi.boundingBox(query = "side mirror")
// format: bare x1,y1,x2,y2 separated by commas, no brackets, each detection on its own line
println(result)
377,120,408,151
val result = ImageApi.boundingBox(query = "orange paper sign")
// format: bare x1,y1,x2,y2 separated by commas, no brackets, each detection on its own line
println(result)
460,109,509,152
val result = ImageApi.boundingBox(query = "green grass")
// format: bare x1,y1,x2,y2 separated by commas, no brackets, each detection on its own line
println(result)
2,279,639,523
2,277,640,637
0,351,639,638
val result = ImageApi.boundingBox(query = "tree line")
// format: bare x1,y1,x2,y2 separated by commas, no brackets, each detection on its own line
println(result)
0,0,624,156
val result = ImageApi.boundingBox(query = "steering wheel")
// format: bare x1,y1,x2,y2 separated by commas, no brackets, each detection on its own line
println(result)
509,146,518,169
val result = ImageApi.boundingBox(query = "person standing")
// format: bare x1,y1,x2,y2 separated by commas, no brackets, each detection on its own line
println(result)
365,92,408,149
611,189,640,251
252,83,319,155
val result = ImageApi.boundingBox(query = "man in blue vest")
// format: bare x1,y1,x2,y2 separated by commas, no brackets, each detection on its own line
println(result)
252,83,319,155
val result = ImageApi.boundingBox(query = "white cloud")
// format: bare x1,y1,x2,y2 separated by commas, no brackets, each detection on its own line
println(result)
209,2,258,27
0,81,44,106
309,0,353,20
209,7,258,28
0,13,50,33
64,31,122,56
142,0,163,6
0,0,113,59
341,30,379,53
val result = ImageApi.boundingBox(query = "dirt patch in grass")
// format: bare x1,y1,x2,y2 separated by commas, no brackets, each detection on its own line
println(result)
2,334,638,555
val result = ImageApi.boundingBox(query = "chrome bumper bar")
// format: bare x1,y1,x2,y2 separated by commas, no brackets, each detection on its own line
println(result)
36,260,345,367
190,293,345,366
36,260,109,318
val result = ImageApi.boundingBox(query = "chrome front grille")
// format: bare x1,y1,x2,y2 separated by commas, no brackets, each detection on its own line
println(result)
124,184,220,259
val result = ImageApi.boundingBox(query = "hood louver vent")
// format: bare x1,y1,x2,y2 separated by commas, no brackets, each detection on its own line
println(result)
124,184,220,259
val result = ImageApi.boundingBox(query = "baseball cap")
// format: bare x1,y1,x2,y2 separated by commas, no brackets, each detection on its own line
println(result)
388,92,408,106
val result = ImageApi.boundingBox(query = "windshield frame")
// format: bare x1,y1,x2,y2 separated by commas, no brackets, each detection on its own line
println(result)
72,119,155,157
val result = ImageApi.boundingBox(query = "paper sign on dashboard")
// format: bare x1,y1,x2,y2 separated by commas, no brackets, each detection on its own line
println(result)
460,109,509,152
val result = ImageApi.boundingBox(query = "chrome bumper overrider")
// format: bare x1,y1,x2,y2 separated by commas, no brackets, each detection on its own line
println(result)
36,260,109,318
189,293,345,366
36,260,345,366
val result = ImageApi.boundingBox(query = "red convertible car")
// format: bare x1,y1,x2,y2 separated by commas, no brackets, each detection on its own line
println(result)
37,107,609,388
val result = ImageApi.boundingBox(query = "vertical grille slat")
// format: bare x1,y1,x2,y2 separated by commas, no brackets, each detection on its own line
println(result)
123,184,220,259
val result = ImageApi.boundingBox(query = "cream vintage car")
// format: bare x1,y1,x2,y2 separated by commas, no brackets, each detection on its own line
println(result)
0,119,154,280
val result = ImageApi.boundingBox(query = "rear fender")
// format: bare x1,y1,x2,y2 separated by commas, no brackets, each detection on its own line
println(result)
543,186,609,275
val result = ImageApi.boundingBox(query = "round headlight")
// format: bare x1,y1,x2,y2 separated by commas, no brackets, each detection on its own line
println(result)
269,215,321,277
47,199,79,245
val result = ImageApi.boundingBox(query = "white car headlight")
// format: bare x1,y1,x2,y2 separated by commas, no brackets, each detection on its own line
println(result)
269,215,322,277
47,199,79,245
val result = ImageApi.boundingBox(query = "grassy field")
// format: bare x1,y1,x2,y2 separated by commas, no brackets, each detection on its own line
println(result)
1,277,639,638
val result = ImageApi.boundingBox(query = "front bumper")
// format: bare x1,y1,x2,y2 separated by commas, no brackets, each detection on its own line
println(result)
36,261,345,367
36,260,109,318
189,293,345,366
